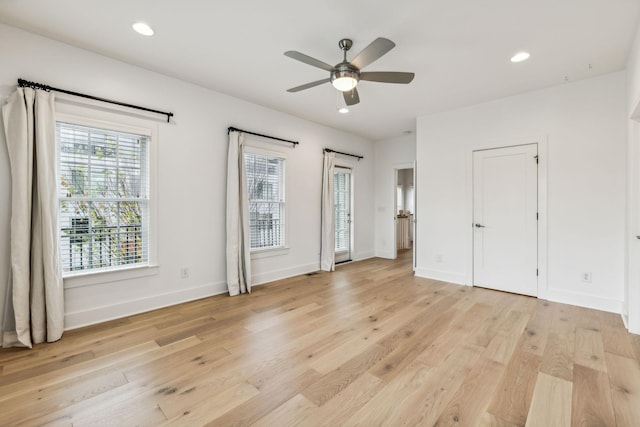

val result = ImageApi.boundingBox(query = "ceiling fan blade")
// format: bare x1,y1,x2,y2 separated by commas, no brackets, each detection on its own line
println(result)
360,71,415,84
286,78,330,93
343,88,360,106
284,51,334,71
351,38,396,69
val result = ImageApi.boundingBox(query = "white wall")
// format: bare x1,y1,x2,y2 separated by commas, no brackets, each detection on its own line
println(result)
416,72,627,313
626,23,640,333
374,134,416,259
0,24,375,334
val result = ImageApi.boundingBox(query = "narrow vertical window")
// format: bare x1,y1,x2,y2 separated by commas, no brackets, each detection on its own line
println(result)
244,151,286,251
334,167,352,263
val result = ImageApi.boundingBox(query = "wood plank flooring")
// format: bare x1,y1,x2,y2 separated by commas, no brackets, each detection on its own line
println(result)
1,250,639,426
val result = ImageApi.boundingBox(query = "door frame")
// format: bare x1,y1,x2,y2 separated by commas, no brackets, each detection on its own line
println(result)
334,166,353,264
465,137,548,299
393,163,415,261
627,103,640,333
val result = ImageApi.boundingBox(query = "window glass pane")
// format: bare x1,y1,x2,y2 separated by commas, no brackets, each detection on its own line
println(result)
334,170,350,252
57,122,149,273
244,151,285,250
407,186,414,213
249,202,284,249
397,186,404,213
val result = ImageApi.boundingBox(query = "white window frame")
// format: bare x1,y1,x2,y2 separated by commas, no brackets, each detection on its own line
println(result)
243,145,289,259
334,158,358,259
333,166,352,255
56,105,159,289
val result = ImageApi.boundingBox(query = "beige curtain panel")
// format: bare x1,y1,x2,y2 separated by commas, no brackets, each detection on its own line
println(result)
320,151,335,272
226,131,251,296
2,87,64,348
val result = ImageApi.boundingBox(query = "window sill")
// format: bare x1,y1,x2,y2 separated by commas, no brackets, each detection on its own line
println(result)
250,247,290,260
63,264,159,289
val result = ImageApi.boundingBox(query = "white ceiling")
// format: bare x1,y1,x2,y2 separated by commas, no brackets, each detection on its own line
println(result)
1,0,639,140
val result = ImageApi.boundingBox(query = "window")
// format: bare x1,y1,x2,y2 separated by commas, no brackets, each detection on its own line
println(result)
57,121,150,274
334,168,351,255
244,150,285,251
406,186,414,214
397,185,404,213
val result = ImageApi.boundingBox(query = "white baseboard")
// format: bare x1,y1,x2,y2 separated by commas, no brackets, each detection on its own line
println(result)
65,260,327,331
251,262,320,287
628,317,640,335
413,270,622,315
64,281,227,330
414,268,468,286
543,288,622,314
374,250,395,259
354,251,375,261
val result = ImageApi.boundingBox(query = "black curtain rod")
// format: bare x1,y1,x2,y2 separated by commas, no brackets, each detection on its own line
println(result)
228,126,298,146
18,78,174,123
324,148,364,161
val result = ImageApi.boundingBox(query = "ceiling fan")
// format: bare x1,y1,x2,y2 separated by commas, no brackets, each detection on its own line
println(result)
284,37,415,107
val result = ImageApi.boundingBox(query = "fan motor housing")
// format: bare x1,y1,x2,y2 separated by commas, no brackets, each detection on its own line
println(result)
331,61,360,85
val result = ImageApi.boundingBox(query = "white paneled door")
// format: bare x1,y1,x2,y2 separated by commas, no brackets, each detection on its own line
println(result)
334,167,352,263
473,144,538,296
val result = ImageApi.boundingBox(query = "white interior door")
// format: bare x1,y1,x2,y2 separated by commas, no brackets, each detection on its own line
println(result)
334,167,352,263
473,144,538,296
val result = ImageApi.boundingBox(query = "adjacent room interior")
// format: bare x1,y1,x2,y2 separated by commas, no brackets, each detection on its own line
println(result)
0,1,640,425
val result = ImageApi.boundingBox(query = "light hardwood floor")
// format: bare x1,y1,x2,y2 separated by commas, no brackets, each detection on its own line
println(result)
1,250,639,426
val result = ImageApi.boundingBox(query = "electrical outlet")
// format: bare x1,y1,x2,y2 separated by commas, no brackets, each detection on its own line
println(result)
180,267,190,279
435,254,443,263
581,272,592,283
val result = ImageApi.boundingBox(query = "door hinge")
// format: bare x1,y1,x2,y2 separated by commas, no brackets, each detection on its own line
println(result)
536,268,539,276
536,212,539,220
534,155,539,164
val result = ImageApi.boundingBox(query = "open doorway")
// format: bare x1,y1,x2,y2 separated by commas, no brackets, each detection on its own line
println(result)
395,167,415,264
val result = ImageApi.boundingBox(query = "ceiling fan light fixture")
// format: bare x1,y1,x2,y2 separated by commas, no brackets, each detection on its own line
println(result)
332,75,359,92
331,63,360,92
284,37,414,106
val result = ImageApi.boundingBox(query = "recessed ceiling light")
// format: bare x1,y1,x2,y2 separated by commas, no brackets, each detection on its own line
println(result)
338,107,349,114
510,52,530,63
132,22,154,36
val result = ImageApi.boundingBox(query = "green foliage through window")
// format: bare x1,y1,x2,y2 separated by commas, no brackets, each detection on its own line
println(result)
57,122,149,273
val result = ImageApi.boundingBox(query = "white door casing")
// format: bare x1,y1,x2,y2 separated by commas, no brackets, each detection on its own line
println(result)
473,144,538,296
413,161,417,271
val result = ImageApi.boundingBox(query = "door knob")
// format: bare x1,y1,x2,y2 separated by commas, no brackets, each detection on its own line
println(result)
474,223,485,228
